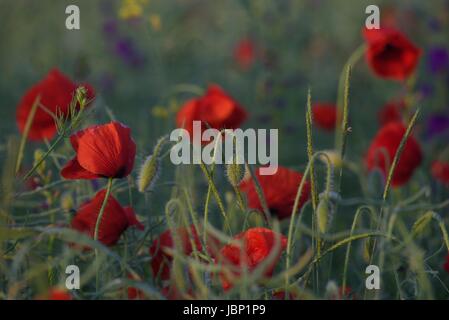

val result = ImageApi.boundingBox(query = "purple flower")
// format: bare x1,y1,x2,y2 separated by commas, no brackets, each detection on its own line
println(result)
418,83,434,99
103,19,118,39
426,113,449,140
114,38,145,67
427,47,449,74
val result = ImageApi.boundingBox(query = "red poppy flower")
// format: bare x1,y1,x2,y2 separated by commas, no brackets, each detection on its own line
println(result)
218,227,287,290
363,27,421,81
234,38,256,70
175,85,247,142
16,69,95,141
36,288,72,300
312,103,338,131
150,225,203,280
444,254,449,274
365,122,422,187
127,286,144,300
378,100,405,126
272,291,297,300
329,286,355,300
239,166,310,220
431,160,449,186
71,189,143,247
61,121,136,180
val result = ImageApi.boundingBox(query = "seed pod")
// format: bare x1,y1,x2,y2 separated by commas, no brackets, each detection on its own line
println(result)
225,159,246,187
137,136,166,193
317,196,331,234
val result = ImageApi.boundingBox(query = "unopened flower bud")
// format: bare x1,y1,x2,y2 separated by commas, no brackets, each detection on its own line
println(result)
137,136,166,193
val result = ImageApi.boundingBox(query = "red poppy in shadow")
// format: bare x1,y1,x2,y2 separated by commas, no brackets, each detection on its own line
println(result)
150,225,203,280
363,27,421,81
16,69,95,141
365,122,422,187
431,160,449,186
71,189,143,247
176,85,247,142
239,166,310,220
217,227,287,291
312,103,338,131
36,288,72,300
378,100,405,126
234,38,257,70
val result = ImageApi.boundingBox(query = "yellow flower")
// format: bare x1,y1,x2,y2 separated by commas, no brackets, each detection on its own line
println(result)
119,0,148,20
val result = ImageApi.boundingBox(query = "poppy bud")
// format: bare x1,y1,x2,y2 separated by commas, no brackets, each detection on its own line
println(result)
75,86,88,109
317,196,331,234
226,160,246,187
137,136,166,193
320,150,343,169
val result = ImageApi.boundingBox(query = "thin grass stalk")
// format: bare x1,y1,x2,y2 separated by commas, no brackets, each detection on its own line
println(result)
15,96,40,174
341,205,377,294
94,178,114,292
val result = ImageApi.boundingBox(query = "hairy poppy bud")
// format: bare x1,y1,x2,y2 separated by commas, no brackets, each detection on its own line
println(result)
226,160,246,187
137,136,166,193
317,196,331,234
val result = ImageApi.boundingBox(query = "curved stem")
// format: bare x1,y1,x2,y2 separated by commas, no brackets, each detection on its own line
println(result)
94,178,114,292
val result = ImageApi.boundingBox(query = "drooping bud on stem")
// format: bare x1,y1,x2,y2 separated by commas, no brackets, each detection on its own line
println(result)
137,136,167,193
317,195,331,234
226,159,246,188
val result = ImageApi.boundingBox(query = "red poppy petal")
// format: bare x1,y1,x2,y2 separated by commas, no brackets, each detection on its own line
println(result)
61,157,101,180
76,122,136,178
124,207,144,230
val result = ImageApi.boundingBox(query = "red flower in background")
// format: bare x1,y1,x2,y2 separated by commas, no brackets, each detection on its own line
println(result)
149,226,203,280
61,121,136,180
176,85,247,142
378,100,405,126
71,189,143,246
444,254,449,274
431,161,449,186
218,227,287,290
363,27,421,81
239,166,310,220
365,122,422,187
312,103,338,131
16,69,95,141
36,288,72,300
234,38,256,70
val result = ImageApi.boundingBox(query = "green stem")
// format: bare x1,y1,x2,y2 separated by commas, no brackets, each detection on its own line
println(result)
15,95,41,174
94,178,114,292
